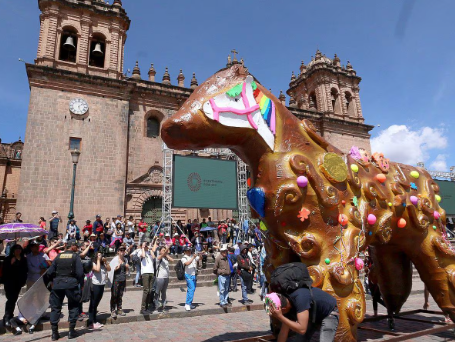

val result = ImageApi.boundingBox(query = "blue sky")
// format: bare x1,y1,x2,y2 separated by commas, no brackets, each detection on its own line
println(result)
0,0,454,171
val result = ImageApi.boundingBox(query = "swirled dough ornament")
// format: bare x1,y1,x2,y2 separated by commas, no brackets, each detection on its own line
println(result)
319,152,348,183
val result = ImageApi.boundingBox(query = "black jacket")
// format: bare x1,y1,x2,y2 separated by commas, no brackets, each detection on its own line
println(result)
237,253,251,272
46,251,84,289
2,256,28,287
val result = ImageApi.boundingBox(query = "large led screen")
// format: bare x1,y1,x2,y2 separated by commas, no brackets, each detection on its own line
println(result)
172,155,238,209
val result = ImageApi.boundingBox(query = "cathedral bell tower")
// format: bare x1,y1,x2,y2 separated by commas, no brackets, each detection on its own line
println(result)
17,0,131,222
287,50,364,123
35,0,130,79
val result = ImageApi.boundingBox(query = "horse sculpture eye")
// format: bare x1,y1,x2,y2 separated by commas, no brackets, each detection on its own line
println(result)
234,98,239,102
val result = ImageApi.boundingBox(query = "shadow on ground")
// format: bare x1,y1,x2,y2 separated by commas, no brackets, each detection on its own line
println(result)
202,330,272,342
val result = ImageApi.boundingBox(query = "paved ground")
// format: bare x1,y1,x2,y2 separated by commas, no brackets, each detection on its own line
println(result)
0,274,454,341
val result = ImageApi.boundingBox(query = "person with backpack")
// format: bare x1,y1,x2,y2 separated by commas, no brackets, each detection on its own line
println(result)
236,245,253,305
181,246,200,311
267,262,339,342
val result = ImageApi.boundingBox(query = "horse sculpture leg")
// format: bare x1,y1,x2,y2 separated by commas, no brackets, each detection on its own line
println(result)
371,245,412,314
408,234,455,321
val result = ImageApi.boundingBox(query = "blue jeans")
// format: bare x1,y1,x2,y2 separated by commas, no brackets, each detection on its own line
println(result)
135,262,141,285
240,275,248,301
185,274,197,305
260,273,267,297
218,275,230,305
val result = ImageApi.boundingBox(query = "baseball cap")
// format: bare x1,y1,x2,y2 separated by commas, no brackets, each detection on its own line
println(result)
174,233,179,236
159,233,164,236
29,240,40,246
220,244,228,251
68,239,80,247
96,214,101,218
52,210,58,214
90,233,96,237
183,246,191,251
165,233,170,237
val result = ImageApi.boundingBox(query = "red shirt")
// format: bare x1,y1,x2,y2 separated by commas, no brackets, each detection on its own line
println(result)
218,224,228,235
83,224,93,235
138,222,147,233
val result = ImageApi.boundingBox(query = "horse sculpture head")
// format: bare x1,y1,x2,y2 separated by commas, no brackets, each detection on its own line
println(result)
162,64,290,170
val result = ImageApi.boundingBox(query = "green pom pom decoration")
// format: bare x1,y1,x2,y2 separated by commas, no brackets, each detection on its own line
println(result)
350,164,359,173
324,258,330,265
433,225,437,230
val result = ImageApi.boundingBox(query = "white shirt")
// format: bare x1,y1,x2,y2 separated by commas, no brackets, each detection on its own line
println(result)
140,249,155,275
182,254,199,276
156,257,169,279
92,264,107,285
127,220,134,233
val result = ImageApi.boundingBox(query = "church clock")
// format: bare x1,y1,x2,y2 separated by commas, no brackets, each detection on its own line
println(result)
69,98,89,115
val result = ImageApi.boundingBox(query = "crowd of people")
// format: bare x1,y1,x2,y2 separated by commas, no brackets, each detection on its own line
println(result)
0,211,266,339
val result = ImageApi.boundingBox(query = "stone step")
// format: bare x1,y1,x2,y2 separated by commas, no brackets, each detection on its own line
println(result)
0,302,264,335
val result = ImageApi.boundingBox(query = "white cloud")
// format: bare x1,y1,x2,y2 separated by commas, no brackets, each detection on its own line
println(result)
370,125,448,166
429,154,448,171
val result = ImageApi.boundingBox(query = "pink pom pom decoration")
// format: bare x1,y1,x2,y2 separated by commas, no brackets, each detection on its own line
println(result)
410,196,418,206
367,214,377,225
355,258,364,271
296,176,308,188
434,211,440,220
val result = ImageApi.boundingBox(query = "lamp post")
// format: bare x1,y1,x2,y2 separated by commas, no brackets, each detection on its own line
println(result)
68,149,81,220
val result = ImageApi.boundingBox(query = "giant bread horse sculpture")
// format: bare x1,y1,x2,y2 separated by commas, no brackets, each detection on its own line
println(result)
161,64,455,341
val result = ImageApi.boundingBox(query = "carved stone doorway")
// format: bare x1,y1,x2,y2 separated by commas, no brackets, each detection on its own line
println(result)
141,196,162,225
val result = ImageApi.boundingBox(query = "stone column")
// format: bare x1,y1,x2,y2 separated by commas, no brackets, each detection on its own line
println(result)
44,7,59,62
109,25,120,77
78,15,91,73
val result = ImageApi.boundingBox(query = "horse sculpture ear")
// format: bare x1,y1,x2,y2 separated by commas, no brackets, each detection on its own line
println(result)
237,64,248,76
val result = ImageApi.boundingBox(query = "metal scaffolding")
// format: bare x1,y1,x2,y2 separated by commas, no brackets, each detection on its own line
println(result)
417,163,455,181
161,143,250,230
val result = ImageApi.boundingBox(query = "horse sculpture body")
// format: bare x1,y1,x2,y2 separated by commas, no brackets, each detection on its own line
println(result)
162,64,455,341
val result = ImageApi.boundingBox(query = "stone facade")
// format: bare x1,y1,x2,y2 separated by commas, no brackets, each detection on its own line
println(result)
0,140,24,222
16,0,372,228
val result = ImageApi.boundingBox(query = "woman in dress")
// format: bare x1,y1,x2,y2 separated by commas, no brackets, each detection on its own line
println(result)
109,244,128,318
154,245,174,310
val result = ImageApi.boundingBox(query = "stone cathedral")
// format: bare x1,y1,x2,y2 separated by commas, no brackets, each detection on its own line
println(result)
13,0,372,225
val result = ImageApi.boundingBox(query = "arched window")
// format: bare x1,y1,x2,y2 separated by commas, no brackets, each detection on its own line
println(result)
59,28,78,63
309,92,317,110
331,88,341,114
146,117,160,138
89,33,106,68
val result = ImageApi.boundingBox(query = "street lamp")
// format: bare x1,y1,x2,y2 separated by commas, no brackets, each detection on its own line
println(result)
68,149,81,220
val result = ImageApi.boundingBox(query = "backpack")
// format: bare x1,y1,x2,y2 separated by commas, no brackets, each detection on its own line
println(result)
270,262,317,323
174,259,185,281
